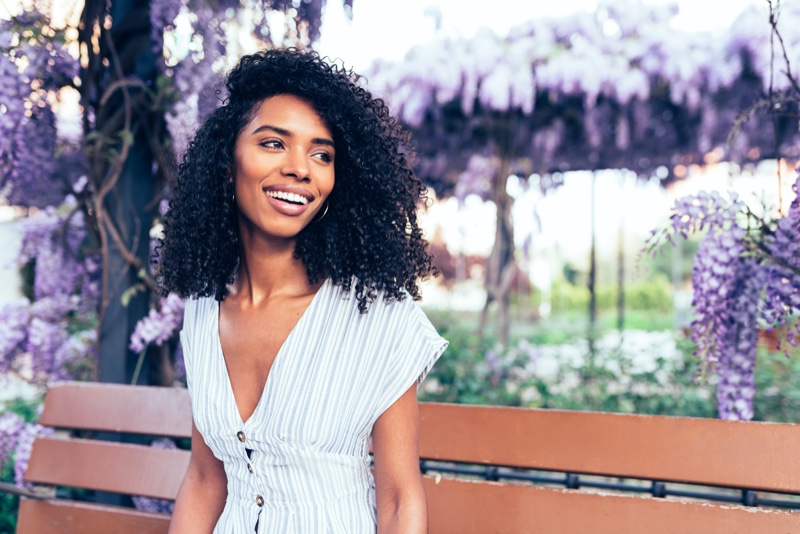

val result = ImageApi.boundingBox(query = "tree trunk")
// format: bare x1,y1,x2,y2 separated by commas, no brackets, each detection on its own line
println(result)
478,161,516,347
94,0,157,386
456,200,468,285
587,172,598,355
617,209,625,332
84,0,158,509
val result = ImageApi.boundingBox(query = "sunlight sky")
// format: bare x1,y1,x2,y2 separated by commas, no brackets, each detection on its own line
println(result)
318,0,765,71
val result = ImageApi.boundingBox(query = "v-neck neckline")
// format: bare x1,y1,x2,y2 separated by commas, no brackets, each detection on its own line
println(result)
214,278,329,427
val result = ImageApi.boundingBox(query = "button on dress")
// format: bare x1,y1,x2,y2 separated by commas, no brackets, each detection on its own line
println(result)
180,278,448,533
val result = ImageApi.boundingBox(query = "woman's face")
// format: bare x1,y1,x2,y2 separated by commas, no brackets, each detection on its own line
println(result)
233,93,335,243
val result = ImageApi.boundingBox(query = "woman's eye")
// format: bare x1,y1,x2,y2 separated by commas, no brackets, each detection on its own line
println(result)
260,139,283,149
313,152,333,163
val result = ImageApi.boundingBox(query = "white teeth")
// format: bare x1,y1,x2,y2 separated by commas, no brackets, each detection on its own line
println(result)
266,191,309,205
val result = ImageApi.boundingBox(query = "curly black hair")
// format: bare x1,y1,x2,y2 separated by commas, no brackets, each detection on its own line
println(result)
159,48,436,311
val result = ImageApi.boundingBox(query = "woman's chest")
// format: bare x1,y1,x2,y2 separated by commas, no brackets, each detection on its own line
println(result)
218,296,316,423
191,327,384,446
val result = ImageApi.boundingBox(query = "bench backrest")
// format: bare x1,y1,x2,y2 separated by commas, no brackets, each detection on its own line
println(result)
19,383,190,533
419,403,800,533
18,382,800,533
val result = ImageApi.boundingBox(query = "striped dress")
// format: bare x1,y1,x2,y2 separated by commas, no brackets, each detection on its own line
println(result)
180,278,448,533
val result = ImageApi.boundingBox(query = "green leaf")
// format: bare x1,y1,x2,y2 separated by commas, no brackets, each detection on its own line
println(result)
120,283,145,307
117,129,135,146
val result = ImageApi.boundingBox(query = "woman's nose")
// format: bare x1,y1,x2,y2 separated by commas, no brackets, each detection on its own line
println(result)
281,149,310,181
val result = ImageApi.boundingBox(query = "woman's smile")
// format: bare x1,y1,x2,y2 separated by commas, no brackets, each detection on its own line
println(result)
263,184,314,215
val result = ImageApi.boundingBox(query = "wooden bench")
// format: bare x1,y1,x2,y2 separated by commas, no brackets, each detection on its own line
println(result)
13,381,800,533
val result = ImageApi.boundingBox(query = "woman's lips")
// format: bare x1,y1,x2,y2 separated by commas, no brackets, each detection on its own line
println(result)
264,190,312,216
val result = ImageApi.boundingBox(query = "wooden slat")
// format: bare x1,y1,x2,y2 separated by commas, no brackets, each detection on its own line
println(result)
25,437,189,500
424,476,799,534
419,403,800,494
18,498,169,534
39,382,192,438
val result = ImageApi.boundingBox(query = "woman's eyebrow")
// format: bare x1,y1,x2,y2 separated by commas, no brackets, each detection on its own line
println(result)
251,124,335,147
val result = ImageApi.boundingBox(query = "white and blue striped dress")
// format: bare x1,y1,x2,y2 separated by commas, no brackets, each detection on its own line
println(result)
180,278,448,533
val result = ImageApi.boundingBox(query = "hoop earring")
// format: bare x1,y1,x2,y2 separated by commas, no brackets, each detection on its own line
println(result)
314,202,329,222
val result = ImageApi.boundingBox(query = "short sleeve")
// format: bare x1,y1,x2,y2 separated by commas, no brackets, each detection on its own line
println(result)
372,298,448,420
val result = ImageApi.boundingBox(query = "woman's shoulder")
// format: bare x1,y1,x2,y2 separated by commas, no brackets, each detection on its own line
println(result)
180,294,217,333
325,277,421,319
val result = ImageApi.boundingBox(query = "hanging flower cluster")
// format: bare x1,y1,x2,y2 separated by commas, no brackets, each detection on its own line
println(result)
0,11,78,208
646,175,800,420
0,205,98,385
129,294,185,354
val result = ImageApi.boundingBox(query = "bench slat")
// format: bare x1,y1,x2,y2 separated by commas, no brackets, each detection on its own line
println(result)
25,437,189,500
17,498,169,534
419,403,800,494
39,382,192,438
424,476,799,534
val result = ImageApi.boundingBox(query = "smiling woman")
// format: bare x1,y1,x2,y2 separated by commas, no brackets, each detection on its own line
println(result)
158,49,447,534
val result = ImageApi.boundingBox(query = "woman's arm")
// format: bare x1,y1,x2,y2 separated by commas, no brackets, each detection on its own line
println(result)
168,421,228,533
372,383,427,534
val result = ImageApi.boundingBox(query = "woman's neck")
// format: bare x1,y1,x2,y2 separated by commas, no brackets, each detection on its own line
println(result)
233,233,313,306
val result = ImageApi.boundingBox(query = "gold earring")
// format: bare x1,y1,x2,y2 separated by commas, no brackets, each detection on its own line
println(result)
315,203,329,222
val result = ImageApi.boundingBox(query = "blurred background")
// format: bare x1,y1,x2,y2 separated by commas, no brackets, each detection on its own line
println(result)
0,0,800,522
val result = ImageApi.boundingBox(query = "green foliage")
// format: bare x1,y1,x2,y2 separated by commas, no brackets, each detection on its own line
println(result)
548,274,673,315
19,260,34,301
754,347,800,422
511,309,674,343
0,460,18,534
530,336,715,418
645,237,700,284
3,397,42,424
422,315,715,416
417,313,504,405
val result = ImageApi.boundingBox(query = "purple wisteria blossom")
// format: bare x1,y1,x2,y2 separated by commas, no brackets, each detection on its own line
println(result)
715,257,762,421
0,295,95,384
0,54,28,191
648,173,800,420
26,316,70,381
0,10,78,208
13,422,53,488
129,293,185,353
0,411,25,467
454,154,497,202
19,206,86,299
149,0,183,57
0,201,100,383
760,178,800,346
689,223,745,363
162,3,228,159
52,329,97,382
0,298,31,374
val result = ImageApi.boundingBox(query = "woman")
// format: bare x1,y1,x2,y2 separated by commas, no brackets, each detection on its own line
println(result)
160,48,447,533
